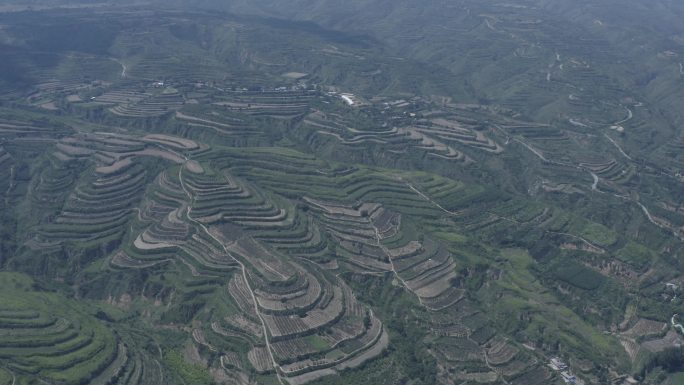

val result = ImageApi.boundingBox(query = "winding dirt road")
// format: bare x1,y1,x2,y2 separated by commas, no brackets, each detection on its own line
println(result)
604,133,632,160
178,165,284,384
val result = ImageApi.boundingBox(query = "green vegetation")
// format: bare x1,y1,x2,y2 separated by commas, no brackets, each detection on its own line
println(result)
639,346,684,381
0,273,118,385
0,369,11,385
0,2,682,384
164,351,213,385
618,241,656,269
554,262,606,291
669,372,684,384
579,222,618,248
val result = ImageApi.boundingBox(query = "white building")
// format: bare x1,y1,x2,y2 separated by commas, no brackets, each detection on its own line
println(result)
550,357,568,371
561,371,577,384
340,94,355,106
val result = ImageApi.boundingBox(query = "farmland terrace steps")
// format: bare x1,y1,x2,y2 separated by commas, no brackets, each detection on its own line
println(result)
168,164,388,384
51,133,192,168
428,303,550,384
212,89,316,119
253,212,330,261
174,111,262,137
110,171,189,268
109,92,185,118
4,131,646,385
182,170,292,229
385,238,459,303
0,292,122,385
304,107,511,160
29,158,78,208
304,198,393,274
0,116,72,138
35,157,145,224
89,143,636,382
4,6,683,385
92,90,151,105
24,132,199,253
122,53,229,82
304,112,473,162
117,356,163,385
203,215,388,380
1,75,660,383
31,162,147,246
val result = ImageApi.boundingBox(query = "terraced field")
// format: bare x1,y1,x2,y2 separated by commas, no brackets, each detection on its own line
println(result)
13,123,622,384
0,273,126,385
0,4,683,385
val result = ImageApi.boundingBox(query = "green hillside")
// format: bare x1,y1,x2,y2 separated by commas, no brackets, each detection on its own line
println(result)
0,2,682,385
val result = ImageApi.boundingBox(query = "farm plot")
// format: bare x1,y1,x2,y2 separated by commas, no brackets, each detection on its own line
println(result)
641,330,684,353
28,132,199,252
622,318,667,339
509,366,552,385
110,169,187,268
213,89,316,119
30,78,90,99
248,346,274,373
254,270,323,315
0,273,120,385
121,51,227,82
267,281,382,378
29,156,77,208
118,171,241,273
278,313,387,381
305,198,392,274
226,237,296,284
424,295,552,385
414,115,504,153
109,347,164,385
92,90,151,105
132,201,240,274
578,156,634,186
254,212,331,263
175,110,260,137
386,237,458,303
486,337,520,366
58,132,197,167
182,168,291,229
109,91,184,118
0,115,72,139
32,160,147,247
434,337,482,363
220,232,386,380
304,110,470,162
261,167,462,304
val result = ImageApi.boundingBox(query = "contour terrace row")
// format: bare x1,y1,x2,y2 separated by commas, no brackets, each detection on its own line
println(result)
0,274,130,385
221,236,388,384
212,89,316,119
303,110,469,162
26,133,201,252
